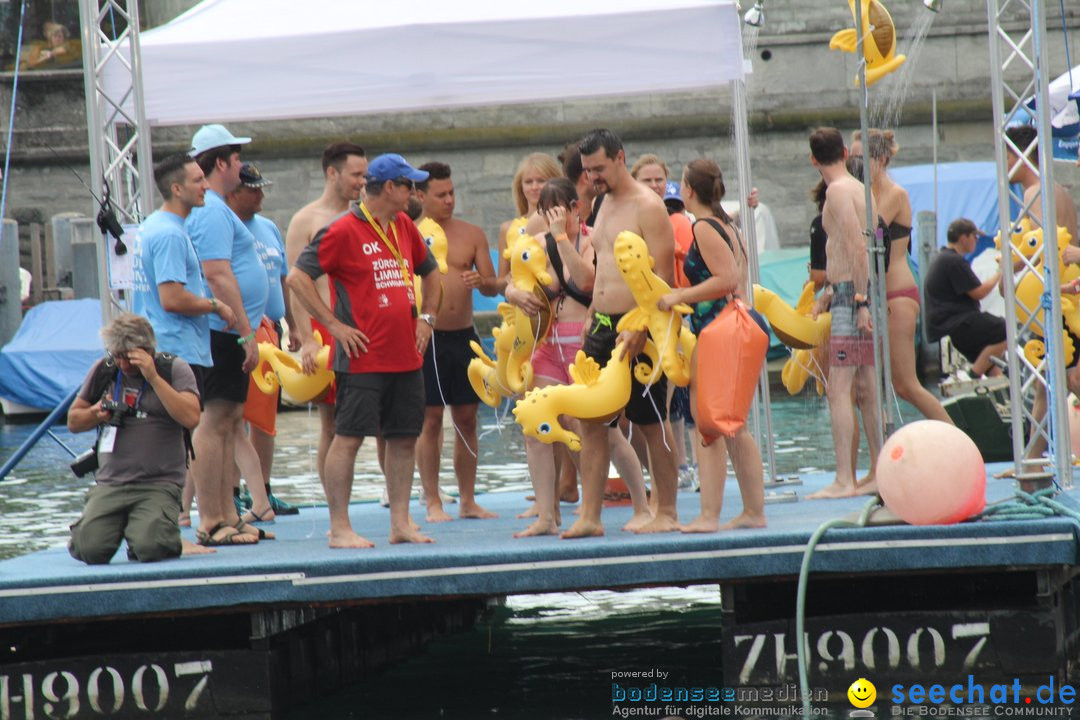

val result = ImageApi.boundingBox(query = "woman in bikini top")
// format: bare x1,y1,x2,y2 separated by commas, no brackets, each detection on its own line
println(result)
851,129,952,425
496,153,562,292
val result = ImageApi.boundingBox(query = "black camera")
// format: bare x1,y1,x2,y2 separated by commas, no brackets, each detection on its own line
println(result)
70,448,99,477
100,398,129,427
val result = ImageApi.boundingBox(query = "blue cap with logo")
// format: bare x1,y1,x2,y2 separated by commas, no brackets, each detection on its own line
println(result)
190,124,252,157
366,153,430,183
663,180,684,208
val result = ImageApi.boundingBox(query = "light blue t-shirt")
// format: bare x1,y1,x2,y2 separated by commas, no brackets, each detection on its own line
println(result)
246,214,287,323
185,189,269,333
132,209,212,366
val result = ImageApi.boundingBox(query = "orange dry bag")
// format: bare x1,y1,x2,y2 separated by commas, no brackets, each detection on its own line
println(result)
694,298,769,443
243,318,280,436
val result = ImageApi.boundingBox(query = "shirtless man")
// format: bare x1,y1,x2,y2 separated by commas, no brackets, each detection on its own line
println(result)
284,142,367,488
1006,125,1079,248
809,127,882,498
414,161,499,522
562,128,680,538
1004,125,1080,460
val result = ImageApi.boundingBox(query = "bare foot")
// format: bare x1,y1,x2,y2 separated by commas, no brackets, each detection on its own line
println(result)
559,484,580,504
561,518,605,539
517,502,540,519
329,529,375,548
514,519,559,537
720,512,767,530
806,481,856,499
178,512,191,528
460,501,497,519
622,510,654,532
633,514,681,534
410,516,422,531
681,515,720,533
181,538,215,555
389,526,434,544
855,476,879,496
426,506,454,523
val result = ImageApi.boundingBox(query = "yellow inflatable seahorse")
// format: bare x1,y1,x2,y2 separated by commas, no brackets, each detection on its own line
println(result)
612,230,696,388
413,216,449,312
778,282,831,395
753,284,831,350
513,341,634,452
467,233,553,405
829,0,906,87
252,330,333,404
506,216,529,244
1010,225,1080,367
997,217,1034,264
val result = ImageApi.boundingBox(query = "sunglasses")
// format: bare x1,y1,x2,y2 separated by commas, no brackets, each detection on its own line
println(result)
393,177,415,190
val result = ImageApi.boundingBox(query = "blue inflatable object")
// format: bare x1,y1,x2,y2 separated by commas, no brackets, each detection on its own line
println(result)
0,299,103,411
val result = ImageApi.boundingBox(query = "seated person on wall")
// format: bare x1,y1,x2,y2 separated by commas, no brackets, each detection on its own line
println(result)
17,21,82,70
67,313,209,564
924,218,1006,377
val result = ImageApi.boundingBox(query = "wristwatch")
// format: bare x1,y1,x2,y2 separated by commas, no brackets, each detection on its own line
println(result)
419,313,435,327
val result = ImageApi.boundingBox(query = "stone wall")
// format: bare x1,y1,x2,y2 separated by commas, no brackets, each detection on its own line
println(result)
1,1,1077,259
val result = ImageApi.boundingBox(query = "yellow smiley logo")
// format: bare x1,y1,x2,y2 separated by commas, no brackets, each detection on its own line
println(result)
848,678,876,708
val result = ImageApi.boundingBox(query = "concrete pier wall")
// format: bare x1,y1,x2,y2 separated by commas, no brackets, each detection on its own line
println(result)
1,1,1076,261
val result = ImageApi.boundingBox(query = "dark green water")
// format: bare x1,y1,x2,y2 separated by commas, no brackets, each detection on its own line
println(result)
288,585,762,720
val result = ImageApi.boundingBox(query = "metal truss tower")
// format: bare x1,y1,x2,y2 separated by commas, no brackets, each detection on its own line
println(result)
987,0,1071,487
77,0,154,319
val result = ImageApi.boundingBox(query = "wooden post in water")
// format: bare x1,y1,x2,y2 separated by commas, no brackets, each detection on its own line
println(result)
0,219,19,346
28,223,43,306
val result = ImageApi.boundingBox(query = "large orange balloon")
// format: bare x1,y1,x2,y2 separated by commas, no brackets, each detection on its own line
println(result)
877,420,986,525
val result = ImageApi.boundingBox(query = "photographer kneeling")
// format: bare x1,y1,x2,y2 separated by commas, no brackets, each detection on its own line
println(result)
67,313,207,563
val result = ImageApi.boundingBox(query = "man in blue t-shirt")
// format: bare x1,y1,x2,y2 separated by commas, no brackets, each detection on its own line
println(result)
133,153,238,374
183,123,272,546
225,162,301,520
230,163,292,332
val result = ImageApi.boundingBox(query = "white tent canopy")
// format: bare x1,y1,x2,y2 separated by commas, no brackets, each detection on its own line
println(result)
107,0,744,126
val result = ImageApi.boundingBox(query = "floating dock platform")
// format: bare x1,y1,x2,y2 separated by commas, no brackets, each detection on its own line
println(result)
0,464,1077,717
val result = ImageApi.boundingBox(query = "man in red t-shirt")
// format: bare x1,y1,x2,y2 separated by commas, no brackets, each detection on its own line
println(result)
288,154,441,547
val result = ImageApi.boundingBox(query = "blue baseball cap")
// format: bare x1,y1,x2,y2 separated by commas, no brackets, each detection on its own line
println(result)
190,124,251,157
366,153,429,183
663,180,684,207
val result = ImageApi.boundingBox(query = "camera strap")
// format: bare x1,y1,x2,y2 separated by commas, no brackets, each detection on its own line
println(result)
111,370,146,411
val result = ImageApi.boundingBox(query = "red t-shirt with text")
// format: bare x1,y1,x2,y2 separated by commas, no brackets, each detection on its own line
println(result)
295,206,433,373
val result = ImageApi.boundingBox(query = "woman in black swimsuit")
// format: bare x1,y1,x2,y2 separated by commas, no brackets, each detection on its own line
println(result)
657,159,765,532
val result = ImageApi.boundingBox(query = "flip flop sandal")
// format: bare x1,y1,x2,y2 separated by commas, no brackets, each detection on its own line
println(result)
234,519,275,540
242,507,275,524
196,522,255,547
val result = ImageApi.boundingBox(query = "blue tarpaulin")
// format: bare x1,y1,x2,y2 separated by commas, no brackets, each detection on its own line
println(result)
0,299,103,411
890,161,1008,263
